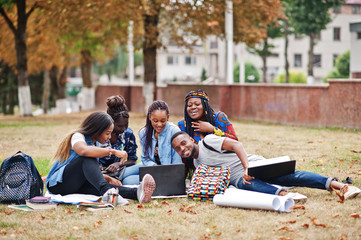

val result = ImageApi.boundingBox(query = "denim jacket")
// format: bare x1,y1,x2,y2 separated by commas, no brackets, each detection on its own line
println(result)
139,122,182,166
46,134,94,189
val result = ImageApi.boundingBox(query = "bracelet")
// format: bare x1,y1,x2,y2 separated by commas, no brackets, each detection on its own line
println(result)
213,127,225,137
108,148,112,157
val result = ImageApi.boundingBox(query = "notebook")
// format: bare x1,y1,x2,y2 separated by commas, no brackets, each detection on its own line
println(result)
248,156,296,179
139,164,186,197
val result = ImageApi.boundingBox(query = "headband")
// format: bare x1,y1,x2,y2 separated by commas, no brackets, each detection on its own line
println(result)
185,90,209,102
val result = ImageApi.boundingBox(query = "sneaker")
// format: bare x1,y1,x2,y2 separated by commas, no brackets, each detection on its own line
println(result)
344,185,361,200
285,192,308,203
102,188,129,206
137,174,156,203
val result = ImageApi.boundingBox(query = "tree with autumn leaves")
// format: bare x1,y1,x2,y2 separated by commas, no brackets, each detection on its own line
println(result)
1,0,284,115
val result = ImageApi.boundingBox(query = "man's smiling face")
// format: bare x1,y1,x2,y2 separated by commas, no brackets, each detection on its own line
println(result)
171,134,195,158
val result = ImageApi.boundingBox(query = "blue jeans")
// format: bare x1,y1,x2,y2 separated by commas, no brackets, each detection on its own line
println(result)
122,162,143,185
236,170,333,195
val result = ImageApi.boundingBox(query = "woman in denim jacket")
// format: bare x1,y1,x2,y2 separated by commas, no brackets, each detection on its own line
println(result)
46,111,155,204
139,100,182,166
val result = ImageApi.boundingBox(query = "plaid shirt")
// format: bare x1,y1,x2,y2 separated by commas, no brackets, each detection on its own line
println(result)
99,128,138,168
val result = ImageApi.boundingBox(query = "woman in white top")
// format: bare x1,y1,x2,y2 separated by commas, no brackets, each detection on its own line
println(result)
46,112,155,204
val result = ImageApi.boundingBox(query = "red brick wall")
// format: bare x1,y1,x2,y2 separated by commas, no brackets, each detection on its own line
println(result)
95,80,361,129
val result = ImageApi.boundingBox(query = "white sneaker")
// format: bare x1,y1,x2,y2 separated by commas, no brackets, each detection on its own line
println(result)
285,192,308,203
344,186,361,200
137,174,156,203
102,188,129,206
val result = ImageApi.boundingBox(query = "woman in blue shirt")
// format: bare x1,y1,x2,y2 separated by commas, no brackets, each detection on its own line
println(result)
46,111,155,204
139,100,182,166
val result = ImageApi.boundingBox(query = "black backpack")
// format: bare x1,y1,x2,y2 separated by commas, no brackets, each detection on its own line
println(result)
0,151,44,204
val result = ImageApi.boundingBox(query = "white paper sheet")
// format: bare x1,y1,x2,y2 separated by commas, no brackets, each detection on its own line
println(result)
213,188,294,212
45,192,101,204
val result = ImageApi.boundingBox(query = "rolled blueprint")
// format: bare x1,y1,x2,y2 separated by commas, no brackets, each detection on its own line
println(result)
213,188,294,212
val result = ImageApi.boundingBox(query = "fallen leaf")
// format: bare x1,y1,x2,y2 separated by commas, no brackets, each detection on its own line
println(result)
0,229,6,235
161,200,170,206
350,213,360,218
281,220,296,224
211,226,216,229
307,141,314,144
65,208,74,214
302,223,309,228
137,204,144,208
152,200,159,206
236,229,241,232
73,226,79,231
278,226,294,232
317,140,323,143
167,210,172,215
309,217,330,228
330,186,344,202
290,205,306,210
94,220,102,228
215,232,222,236
332,214,340,218
0,210,14,215
129,234,138,239
339,159,344,162
351,150,361,153
124,209,133,214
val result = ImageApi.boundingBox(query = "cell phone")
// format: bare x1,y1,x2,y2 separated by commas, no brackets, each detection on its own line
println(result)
29,196,51,204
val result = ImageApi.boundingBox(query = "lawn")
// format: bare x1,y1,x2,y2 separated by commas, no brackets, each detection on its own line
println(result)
0,111,361,240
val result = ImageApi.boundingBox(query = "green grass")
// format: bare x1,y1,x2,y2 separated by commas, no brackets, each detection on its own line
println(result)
0,111,361,239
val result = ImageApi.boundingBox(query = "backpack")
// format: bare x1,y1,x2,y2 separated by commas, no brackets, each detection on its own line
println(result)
0,151,44,204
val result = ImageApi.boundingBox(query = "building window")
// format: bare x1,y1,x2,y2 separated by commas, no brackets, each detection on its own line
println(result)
333,27,341,41
357,32,361,39
313,54,321,67
167,56,178,65
271,53,279,58
210,41,218,49
333,6,341,13
294,54,302,67
185,56,196,65
333,54,339,66
352,6,360,14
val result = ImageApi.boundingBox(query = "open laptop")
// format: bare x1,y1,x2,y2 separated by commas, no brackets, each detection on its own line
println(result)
248,156,296,180
139,164,186,197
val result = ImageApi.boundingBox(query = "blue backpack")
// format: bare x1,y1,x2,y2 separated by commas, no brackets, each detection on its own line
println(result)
0,151,44,204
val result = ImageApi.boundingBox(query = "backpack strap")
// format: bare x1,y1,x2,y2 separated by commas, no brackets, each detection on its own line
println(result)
202,139,235,154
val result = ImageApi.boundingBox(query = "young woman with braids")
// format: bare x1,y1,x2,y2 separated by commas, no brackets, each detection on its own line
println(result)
46,111,155,204
178,90,238,142
139,100,182,166
178,90,238,176
99,95,141,185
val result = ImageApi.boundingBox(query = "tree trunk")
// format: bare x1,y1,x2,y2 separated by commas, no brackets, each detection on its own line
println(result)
42,68,50,113
262,39,268,83
284,19,289,83
307,32,315,84
81,49,92,88
14,0,33,116
142,13,159,112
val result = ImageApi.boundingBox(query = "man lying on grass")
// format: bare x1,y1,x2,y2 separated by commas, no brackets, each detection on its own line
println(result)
171,131,361,202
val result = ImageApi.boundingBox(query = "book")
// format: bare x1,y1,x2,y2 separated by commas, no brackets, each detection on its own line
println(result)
8,205,33,211
77,202,114,211
248,156,296,179
25,200,58,210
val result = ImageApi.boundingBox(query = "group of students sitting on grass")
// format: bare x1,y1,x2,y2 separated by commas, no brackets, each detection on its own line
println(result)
45,90,361,205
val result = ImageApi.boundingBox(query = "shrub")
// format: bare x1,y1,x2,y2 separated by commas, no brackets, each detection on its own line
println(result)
274,71,306,84
234,61,260,83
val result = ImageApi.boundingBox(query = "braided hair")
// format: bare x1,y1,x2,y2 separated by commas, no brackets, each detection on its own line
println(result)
106,95,129,122
184,90,215,138
142,100,170,152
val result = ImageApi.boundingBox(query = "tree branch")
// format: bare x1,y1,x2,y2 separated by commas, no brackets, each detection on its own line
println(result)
25,2,37,19
0,6,17,34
